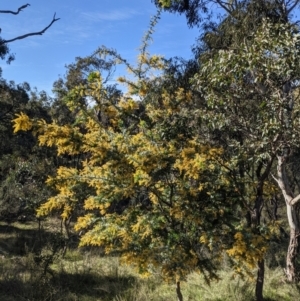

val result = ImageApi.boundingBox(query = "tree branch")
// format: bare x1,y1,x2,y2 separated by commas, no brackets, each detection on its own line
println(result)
0,4,30,15
286,0,300,14
291,194,300,206
271,173,279,184
277,154,295,205
213,0,232,14
0,13,60,45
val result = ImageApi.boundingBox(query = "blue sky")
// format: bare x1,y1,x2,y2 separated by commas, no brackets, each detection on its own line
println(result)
0,1,202,95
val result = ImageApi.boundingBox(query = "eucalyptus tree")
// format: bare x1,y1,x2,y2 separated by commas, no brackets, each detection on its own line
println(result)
195,21,300,301
156,0,300,295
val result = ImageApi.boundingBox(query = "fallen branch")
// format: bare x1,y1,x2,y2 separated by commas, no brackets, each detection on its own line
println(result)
0,13,60,45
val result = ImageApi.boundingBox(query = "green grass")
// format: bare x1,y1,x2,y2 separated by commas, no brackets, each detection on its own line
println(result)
0,220,300,300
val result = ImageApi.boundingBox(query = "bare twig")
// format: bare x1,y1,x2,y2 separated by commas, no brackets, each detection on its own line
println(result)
286,0,300,14
0,4,30,15
213,0,232,14
0,13,60,45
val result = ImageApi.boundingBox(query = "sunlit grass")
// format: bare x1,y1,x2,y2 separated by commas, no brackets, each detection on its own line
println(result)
0,220,300,300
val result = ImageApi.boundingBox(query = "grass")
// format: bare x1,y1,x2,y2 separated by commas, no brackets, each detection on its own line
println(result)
0,219,300,300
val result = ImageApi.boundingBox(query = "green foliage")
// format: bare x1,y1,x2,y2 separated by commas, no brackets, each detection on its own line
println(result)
0,155,53,221
196,20,300,158
0,80,57,222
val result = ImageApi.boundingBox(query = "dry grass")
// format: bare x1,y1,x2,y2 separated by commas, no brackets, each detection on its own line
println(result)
0,220,300,301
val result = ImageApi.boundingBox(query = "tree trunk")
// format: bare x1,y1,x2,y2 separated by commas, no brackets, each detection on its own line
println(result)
246,198,265,301
285,204,300,282
176,281,184,301
276,155,300,282
256,259,264,301
252,170,267,301
252,197,264,301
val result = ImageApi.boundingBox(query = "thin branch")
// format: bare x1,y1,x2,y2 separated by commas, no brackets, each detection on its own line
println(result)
0,13,60,45
214,0,232,14
271,173,279,184
0,3,30,15
286,0,300,14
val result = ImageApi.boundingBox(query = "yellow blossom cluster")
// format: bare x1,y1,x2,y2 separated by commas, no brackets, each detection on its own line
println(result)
12,113,33,133
227,231,268,272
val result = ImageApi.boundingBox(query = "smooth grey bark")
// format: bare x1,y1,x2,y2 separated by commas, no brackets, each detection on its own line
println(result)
276,155,300,282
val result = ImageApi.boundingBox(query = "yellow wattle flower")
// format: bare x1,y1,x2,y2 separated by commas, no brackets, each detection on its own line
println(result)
12,113,33,133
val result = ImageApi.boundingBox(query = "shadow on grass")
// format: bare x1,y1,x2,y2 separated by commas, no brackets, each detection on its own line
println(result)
0,222,79,257
0,223,44,256
0,271,136,301
55,271,136,299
